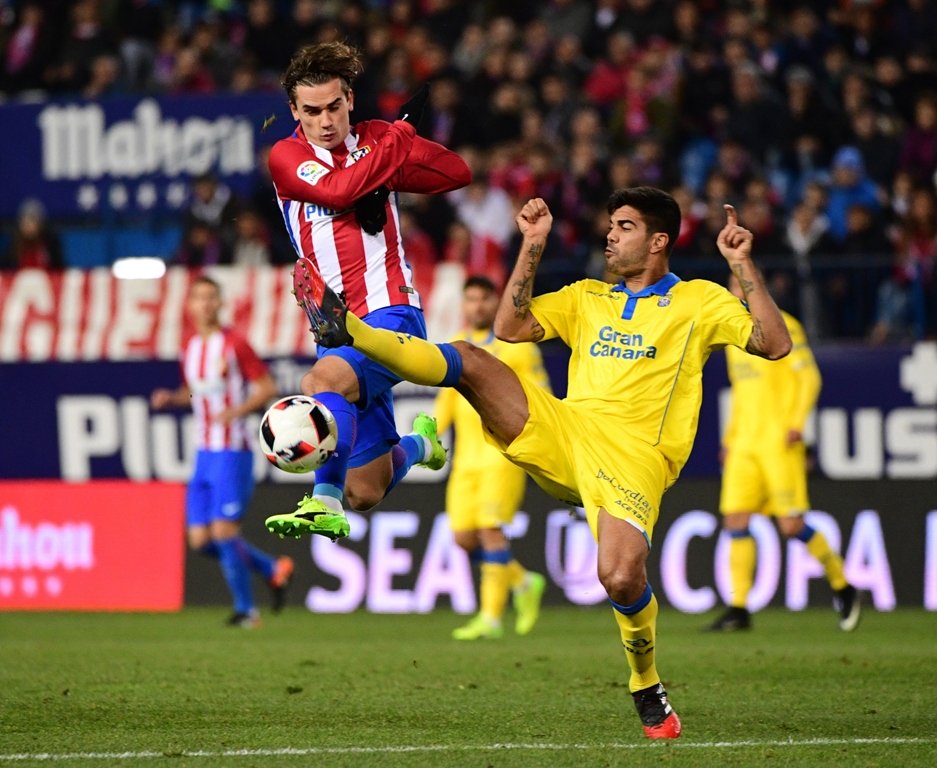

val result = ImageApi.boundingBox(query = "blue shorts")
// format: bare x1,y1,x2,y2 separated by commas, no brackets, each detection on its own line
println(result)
317,305,426,468
186,449,255,527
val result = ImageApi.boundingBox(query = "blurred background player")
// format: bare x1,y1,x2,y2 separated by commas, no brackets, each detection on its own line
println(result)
262,42,471,541
434,275,549,640
151,275,292,628
708,274,861,632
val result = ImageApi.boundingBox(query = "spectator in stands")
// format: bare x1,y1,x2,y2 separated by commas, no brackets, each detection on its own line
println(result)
183,171,239,257
230,209,272,268
825,146,881,244
783,201,836,337
1,199,62,271
1,1,57,94
871,187,937,343
849,105,901,195
46,0,116,95
898,93,937,187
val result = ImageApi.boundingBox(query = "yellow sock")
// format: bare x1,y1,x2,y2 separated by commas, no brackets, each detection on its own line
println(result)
346,313,451,386
728,532,756,609
611,588,660,692
804,529,848,591
479,562,511,622
505,559,527,590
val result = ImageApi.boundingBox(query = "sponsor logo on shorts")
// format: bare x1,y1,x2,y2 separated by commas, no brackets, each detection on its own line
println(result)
590,326,657,360
596,468,653,525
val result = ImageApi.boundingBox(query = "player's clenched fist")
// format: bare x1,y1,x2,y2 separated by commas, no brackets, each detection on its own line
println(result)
516,197,553,239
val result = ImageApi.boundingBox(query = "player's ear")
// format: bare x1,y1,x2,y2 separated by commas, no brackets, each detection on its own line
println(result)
651,232,669,253
347,89,354,112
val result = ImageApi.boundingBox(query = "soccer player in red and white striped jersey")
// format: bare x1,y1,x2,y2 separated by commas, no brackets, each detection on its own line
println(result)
151,275,293,627
264,42,471,538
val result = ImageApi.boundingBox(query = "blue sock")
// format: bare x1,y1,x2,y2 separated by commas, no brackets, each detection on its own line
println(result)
312,392,358,502
198,542,220,559
216,538,254,615
384,436,424,496
239,538,276,580
478,548,513,564
609,583,653,615
795,524,816,543
438,343,464,387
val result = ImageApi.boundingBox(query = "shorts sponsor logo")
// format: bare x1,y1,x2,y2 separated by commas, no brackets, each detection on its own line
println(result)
596,468,653,524
590,326,657,360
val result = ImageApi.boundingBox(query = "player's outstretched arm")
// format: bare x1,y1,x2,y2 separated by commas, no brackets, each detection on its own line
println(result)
717,204,791,360
495,198,553,343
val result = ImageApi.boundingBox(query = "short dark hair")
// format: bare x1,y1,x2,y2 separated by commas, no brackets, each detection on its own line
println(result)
282,42,364,104
464,275,497,293
606,186,681,256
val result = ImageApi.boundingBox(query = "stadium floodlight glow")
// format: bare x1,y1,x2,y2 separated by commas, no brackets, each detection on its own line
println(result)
111,257,167,280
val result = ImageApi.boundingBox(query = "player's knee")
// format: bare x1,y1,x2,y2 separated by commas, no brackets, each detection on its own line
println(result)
452,340,487,385
777,516,805,538
453,530,477,552
597,562,645,605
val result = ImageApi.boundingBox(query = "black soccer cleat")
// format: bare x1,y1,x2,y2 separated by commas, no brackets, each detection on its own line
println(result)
291,256,354,348
705,606,752,632
835,585,861,632
632,683,682,739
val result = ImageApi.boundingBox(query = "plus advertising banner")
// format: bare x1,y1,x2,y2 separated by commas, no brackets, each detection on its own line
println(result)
0,94,291,218
0,481,185,610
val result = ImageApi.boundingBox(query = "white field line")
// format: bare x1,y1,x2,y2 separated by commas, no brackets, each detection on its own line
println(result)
0,737,933,762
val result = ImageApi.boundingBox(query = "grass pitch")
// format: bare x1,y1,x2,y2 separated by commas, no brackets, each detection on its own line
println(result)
1,606,935,767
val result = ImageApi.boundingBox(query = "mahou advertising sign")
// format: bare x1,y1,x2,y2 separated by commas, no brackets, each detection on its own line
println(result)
0,481,184,610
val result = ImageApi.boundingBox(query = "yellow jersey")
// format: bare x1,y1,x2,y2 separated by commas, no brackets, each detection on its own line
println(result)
722,310,821,453
530,273,753,477
434,328,550,472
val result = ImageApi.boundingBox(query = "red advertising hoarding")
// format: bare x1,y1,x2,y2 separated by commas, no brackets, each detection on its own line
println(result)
0,481,185,611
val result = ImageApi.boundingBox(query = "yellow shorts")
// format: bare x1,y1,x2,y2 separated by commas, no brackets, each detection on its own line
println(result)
484,377,671,544
719,443,809,517
445,463,527,532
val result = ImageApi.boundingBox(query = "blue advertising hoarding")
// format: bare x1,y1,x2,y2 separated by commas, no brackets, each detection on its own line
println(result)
0,93,293,219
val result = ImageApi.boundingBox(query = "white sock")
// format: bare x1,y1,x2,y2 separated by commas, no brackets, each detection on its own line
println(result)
314,494,344,514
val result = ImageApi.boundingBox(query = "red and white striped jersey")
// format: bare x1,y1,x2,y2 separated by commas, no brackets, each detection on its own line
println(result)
268,119,470,317
180,328,268,451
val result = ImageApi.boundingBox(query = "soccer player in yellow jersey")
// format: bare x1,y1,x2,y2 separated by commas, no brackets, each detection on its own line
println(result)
708,275,860,633
285,186,792,739
436,275,550,641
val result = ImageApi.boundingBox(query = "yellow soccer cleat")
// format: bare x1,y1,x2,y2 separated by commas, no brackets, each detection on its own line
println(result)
513,571,546,635
451,614,503,641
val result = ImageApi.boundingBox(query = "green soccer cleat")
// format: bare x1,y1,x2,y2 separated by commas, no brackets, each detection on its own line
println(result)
412,412,447,470
452,614,504,641
513,571,546,636
265,495,350,541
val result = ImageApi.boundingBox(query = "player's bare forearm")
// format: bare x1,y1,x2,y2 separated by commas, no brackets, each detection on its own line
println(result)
495,237,546,343
730,258,791,360
716,203,790,360
495,198,553,343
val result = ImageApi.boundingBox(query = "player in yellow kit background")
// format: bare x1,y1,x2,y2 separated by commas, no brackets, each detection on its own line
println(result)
708,274,861,632
434,275,550,640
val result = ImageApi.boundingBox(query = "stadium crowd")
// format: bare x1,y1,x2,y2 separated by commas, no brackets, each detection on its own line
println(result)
1,0,936,342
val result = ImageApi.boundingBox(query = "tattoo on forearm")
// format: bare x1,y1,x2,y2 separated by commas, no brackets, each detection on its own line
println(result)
730,263,755,295
747,318,766,354
530,321,545,342
511,243,543,318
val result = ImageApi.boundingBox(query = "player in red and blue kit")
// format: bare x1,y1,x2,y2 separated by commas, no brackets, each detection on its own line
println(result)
151,275,293,627
262,42,471,540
